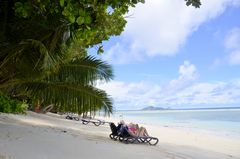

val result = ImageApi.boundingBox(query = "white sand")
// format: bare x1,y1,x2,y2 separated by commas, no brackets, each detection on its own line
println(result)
0,111,239,159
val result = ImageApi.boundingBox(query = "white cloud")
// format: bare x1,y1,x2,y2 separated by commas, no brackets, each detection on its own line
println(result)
211,27,240,67
102,41,145,64
210,58,223,69
232,0,240,6
104,0,239,64
168,61,198,92
225,28,240,50
97,81,159,109
98,79,240,110
97,61,240,110
228,50,240,65
225,27,240,65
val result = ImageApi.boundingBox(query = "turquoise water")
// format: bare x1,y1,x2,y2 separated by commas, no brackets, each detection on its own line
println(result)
113,109,240,138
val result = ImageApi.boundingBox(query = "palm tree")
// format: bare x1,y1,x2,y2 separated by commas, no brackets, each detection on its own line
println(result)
0,43,114,116
0,9,114,116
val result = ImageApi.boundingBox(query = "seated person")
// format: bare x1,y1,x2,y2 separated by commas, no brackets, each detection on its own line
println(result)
118,120,149,137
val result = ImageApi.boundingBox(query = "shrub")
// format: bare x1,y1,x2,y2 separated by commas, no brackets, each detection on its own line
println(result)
0,92,28,114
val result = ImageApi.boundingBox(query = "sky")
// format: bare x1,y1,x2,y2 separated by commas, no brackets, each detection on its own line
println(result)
94,0,240,110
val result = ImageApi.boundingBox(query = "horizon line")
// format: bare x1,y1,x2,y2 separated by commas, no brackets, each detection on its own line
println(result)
116,106,240,111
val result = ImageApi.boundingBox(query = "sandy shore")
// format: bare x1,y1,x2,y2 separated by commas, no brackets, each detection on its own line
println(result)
0,112,239,159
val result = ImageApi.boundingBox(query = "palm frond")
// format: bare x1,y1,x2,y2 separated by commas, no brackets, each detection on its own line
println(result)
55,56,114,85
0,9,114,115
6,80,113,115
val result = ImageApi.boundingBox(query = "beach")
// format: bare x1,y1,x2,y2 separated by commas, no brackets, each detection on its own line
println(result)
0,111,239,159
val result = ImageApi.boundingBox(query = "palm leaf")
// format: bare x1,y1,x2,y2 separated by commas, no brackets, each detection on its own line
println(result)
0,7,114,116
5,80,113,116
0,54,114,116
56,56,114,85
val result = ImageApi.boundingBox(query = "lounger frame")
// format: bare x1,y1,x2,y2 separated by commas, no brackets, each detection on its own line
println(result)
81,118,103,126
109,123,159,145
109,133,158,145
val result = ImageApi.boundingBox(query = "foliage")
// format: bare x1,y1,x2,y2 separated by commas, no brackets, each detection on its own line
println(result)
0,48,114,115
185,0,201,8
1,0,201,53
0,92,28,114
0,0,119,116
0,0,201,116
7,0,146,54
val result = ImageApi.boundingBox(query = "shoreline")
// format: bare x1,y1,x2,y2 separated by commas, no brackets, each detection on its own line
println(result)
108,109,240,140
99,114,240,157
0,111,239,159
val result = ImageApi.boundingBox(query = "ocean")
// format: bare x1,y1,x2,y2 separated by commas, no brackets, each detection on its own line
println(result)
112,108,240,138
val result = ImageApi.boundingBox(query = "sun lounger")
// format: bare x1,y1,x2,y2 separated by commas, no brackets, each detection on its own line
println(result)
81,116,112,126
109,123,159,145
65,113,80,121
81,118,110,126
81,118,102,126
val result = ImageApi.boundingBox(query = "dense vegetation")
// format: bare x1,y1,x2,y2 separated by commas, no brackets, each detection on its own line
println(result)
0,0,201,115
0,92,28,114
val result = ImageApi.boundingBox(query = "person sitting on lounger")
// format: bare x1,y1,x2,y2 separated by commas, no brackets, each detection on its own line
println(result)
119,120,149,137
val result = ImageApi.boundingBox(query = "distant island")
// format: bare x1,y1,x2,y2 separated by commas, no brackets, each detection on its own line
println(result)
141,106,167,111
140,106,240,111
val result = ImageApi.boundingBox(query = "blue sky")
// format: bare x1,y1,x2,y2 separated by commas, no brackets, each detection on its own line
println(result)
95,0,240,110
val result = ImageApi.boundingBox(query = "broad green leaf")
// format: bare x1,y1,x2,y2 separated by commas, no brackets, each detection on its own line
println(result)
84,16,92,24
69,15,75,23
78,8,86,16
60,0,64,7
76,16,84,25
